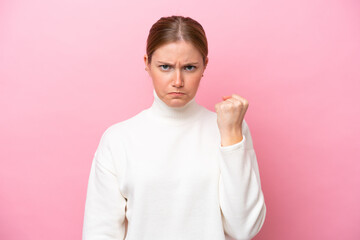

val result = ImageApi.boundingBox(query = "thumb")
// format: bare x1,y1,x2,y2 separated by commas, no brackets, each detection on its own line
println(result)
222,95,231,101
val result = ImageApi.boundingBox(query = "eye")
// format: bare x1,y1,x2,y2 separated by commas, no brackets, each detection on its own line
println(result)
185,65,196,71
159,65,171,71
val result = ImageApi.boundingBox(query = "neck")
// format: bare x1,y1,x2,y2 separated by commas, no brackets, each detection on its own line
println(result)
147,89,203,125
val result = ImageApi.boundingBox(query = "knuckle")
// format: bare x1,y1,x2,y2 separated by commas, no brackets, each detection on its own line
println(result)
234,101,241,107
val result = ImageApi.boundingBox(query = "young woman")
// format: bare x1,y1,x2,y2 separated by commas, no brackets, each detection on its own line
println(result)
82,15,266,240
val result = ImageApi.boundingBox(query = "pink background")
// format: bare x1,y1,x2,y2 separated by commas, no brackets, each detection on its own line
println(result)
1,0,359,239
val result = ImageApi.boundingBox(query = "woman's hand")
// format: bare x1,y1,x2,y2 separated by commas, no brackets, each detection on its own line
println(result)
215,94,249,147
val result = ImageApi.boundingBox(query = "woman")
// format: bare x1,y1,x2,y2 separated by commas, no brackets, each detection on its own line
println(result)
82,15,266,240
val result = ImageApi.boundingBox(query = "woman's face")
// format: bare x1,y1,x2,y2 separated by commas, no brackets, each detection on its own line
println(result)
144,40,208,108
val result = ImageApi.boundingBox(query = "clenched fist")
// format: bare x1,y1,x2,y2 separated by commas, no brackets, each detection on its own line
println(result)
215,94,249,147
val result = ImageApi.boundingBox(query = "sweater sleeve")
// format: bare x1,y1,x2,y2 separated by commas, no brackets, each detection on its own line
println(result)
218,120,266,240
82,128,127,240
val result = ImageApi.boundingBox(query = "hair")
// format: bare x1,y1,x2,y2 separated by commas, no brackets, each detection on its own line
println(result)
146,15,208,67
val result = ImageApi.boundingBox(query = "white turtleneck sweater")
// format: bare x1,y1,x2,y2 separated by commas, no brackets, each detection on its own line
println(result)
82,89,266,240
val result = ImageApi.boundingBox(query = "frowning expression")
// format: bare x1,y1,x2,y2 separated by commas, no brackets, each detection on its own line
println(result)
144,40,208,108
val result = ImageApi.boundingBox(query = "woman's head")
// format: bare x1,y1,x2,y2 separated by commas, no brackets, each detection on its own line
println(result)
144,15,209,108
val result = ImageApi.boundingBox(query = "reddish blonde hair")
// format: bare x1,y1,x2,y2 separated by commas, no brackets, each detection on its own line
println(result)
146,15,208,66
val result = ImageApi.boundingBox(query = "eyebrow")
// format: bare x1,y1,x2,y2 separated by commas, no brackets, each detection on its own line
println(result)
156,61,199,65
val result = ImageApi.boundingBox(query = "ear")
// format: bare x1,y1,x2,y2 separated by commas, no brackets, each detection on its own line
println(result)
204,57,209,70
144,54,149,71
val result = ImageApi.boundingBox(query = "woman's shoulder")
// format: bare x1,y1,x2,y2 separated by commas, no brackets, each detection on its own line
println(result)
100,109,148,141
197,104,217,123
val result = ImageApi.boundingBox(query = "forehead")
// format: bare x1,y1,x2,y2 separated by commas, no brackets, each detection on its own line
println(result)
152,41,202,62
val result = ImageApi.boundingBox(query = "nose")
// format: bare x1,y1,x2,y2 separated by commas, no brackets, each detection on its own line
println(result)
172,69,183,87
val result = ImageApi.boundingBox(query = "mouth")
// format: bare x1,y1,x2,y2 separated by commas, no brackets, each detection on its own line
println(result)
169,92,185,95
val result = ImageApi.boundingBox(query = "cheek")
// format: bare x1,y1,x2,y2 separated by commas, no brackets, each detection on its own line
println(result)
151,73,168,88
189,75,202,86
152,71,169,81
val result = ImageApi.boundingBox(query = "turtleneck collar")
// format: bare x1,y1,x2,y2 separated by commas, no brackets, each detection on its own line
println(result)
147,89,204,125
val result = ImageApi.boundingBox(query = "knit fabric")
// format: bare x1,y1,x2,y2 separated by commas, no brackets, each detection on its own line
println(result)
82,89,266,240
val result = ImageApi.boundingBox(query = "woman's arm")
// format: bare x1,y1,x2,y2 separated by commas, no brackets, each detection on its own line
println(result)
218,120,266,240
82,128,127,240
